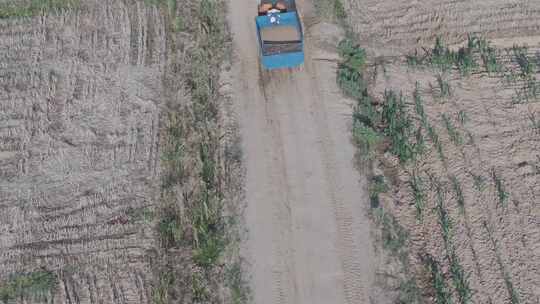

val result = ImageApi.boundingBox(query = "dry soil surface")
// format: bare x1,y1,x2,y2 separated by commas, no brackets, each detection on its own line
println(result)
0,1,167,302
228,1,375,304
339,1,540,303
343,0,540,55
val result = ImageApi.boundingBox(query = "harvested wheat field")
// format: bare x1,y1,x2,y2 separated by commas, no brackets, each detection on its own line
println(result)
0,0,243,303
335,0,540,303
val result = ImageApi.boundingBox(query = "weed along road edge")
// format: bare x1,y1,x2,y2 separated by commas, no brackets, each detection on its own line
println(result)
228,1,375,303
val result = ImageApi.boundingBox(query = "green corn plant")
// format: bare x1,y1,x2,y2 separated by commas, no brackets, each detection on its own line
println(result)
458,110,468,125
528,111,540,134
512,45,536,78
484,221,521,304
450,176,465,213
433,178,472,304
476,37,501,74
472,174,486,192
448,250,473,304
382,90,416,163
431,37,456,72
436,75,452,98
424,255,454,304
410,170,425,220
442,114,463,146
491,169,509,207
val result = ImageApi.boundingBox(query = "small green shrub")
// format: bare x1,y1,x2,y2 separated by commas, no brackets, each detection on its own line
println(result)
368,175,388,208
353,115,381,160
352,92,379,128
338,39,367,72
373,208,409,264
337,39,367,99
333,0,346,21
370,175,389,197
382,90,416,163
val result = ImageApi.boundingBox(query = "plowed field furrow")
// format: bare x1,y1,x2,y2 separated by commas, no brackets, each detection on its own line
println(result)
345,1,540,54
0,1,166,302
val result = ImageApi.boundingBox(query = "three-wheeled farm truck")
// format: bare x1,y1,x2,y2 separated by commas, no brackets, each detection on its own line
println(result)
255,0,304,69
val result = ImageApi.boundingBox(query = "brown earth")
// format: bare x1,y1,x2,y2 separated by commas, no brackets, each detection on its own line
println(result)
0,0,226,303
0,1,167,302
339,1,540,303
342,0,540,56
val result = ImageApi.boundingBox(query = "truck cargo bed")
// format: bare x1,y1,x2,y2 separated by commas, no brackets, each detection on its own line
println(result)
260,25,301,42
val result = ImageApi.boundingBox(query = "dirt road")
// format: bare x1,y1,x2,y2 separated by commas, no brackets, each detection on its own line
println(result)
228,1,374,303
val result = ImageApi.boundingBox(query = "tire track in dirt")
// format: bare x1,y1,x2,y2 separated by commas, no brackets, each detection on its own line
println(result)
229,1,374,303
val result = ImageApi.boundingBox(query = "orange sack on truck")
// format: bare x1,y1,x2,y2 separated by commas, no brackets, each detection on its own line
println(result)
275,1,287,11
259,3,273,14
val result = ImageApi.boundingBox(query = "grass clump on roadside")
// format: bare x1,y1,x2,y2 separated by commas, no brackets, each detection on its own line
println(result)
337,38,383,162
336,37,423,304
352,92,381,161
368,175,388,208
153,0,250,303
0,0,79,18
225,261,251,304
0,270,57,304
381,90,420,163
373,207,409,265
337,39,367,98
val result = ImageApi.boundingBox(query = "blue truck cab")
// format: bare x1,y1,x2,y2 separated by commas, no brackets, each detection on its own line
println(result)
255,0,304,70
